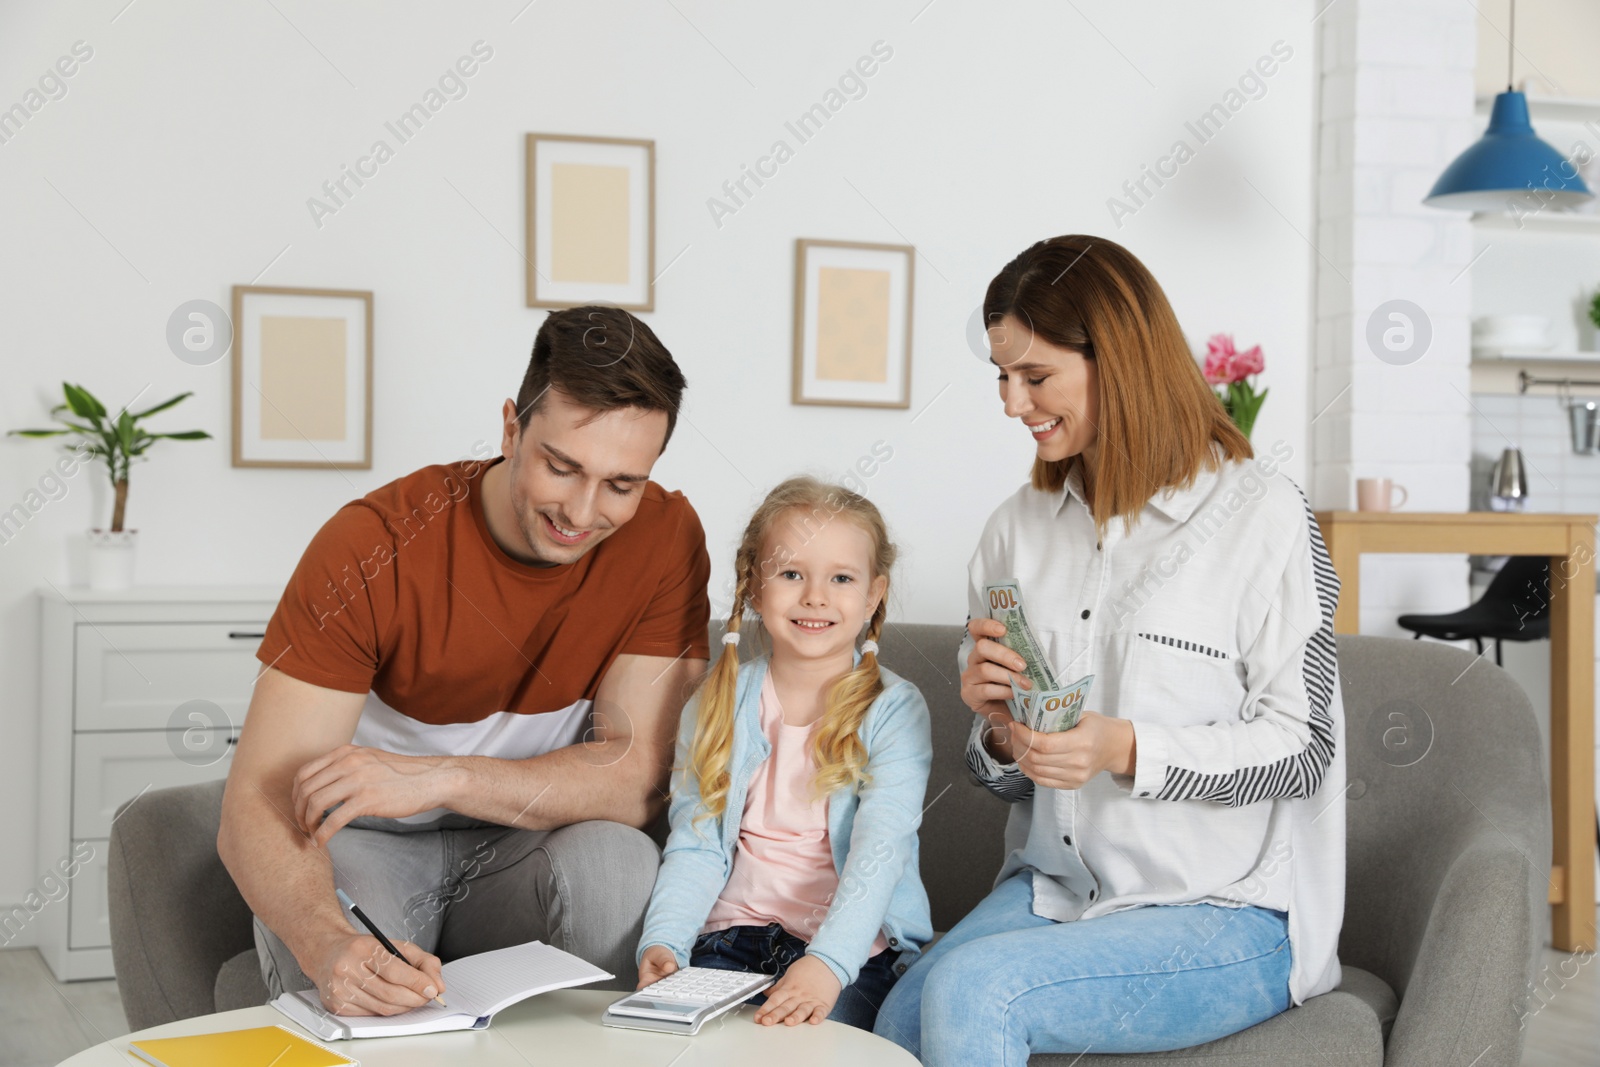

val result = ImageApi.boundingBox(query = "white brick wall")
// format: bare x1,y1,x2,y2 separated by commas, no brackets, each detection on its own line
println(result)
1472,395,1600,514
1313,0,1479,635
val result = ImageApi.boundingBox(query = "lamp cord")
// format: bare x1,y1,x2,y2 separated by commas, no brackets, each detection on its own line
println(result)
1507,0,1515,92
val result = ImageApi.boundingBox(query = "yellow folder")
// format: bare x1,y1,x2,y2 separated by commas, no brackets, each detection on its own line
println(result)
128,1024,357,1067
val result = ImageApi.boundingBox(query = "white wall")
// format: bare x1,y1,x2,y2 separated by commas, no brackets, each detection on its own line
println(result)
0,1,1316,916
1310,0,1478,636
1472,0,1600,99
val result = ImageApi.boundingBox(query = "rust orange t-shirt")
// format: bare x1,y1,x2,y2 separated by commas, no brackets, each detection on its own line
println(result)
257,456,711,749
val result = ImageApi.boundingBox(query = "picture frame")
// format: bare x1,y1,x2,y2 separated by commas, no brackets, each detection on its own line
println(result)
526,132,655,311
792,238,914,409
230,285,374,469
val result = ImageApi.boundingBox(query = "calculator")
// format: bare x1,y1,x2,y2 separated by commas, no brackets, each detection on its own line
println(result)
601,966,776,1035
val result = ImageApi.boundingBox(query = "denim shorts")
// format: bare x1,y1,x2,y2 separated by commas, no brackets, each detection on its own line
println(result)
690,922,901,1031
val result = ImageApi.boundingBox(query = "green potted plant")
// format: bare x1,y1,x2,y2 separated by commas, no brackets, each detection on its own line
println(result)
9,383,210,589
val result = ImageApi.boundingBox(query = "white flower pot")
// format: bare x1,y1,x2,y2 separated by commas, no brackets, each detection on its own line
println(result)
87,529,138,590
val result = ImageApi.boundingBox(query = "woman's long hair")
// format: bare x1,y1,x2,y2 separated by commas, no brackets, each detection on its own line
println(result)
689,476,896,823
983,235,1251,533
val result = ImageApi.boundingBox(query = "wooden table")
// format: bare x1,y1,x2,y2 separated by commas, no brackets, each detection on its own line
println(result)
1314,511,1597,953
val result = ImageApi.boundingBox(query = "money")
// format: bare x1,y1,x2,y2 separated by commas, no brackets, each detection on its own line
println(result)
1028,674,1094,733
983,579,1093,732
1008,674,1031,725
1009,669,1094,732
984,580,1059,721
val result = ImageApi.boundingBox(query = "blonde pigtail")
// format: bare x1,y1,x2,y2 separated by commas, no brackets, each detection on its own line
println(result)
689,572,751,823
810,594,890,797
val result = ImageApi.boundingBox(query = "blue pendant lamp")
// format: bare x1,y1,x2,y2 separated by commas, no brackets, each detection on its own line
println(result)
1424,0,1592,211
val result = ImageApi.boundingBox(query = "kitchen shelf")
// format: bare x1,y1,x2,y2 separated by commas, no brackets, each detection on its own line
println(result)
1470,353,1600,395
1471,212,1600,233
1475,93,1600,123
1472,351,1600,364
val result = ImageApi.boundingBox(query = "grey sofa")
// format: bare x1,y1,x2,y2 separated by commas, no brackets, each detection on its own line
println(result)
108,628,1549,1066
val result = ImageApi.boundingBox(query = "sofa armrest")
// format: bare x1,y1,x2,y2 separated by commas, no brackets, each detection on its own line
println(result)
1382,830,1541,1067
107,780,259,1031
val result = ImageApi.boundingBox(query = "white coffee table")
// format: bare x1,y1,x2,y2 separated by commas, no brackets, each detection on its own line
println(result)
55,989,919,1065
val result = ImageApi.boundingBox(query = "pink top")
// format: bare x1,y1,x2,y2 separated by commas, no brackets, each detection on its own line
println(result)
701,671,889,956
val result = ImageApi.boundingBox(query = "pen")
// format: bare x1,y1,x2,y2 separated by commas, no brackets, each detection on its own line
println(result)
335,888,448,1008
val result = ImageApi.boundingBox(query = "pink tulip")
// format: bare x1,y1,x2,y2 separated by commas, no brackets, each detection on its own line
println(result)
1202,333,1236,384
1201,333,1265,384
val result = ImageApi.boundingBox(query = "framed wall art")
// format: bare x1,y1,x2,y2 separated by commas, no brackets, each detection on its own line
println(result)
230,285,373,469
792,238,914,409
526,133,655,311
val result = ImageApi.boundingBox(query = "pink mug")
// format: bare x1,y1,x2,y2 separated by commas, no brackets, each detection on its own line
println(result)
1356,478,1408,512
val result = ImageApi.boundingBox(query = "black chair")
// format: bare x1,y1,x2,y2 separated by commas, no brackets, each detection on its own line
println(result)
1397,555,1550,666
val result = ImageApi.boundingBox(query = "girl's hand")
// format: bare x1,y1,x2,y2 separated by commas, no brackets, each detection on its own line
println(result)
636,945,679,989
1009,711,1136,790
961,618,1030,762
754,955,841,1026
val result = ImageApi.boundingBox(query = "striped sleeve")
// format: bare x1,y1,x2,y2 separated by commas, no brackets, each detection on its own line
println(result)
1129,494,1339,808
965,715,1035,802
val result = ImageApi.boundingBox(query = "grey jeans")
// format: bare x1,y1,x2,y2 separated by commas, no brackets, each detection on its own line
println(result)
253,818,659,997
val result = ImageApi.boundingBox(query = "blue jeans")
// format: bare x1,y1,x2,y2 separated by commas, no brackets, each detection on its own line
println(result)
874,871,1292,1065
690,922,902,1031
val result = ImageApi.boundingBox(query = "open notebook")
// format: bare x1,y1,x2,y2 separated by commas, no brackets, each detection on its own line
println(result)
272,940,611,1040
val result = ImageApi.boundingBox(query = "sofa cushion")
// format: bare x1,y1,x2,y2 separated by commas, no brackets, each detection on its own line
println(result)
108,778,258,1031
1032,966,1397,1066
214,949,270,1012
877,623,1012,930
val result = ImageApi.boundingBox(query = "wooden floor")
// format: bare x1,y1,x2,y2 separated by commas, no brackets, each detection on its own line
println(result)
0,950,126,1067
1518,943,1600,1067
1,943,1595,1065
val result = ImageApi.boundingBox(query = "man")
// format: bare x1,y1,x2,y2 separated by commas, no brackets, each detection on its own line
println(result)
219,306,710,1014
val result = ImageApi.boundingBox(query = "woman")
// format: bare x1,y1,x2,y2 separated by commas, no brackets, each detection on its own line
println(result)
874,236,1345,1065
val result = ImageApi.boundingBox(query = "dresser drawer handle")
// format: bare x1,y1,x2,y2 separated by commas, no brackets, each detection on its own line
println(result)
228,631,266,640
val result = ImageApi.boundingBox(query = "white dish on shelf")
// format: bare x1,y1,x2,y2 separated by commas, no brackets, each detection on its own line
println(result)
1473,315,1552,351
1474,314,1549,334
1475,342,1555,356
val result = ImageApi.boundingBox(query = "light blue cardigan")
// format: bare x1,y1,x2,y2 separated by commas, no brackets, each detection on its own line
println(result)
637,652,934,988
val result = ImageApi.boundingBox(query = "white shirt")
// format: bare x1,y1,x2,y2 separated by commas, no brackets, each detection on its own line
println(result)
962,447,1346,1006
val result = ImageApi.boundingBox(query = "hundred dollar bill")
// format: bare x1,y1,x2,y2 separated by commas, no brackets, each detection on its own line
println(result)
1028,674,1094,733
1009,674,1034,725
985,579,1059,722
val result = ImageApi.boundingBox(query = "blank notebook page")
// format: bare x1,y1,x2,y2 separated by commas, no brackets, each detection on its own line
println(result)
442,940,611,1017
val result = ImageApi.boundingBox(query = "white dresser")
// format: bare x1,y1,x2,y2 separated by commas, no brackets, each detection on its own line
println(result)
35,585,281,981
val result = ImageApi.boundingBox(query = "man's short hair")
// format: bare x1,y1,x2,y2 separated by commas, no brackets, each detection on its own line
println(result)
515,306,687,447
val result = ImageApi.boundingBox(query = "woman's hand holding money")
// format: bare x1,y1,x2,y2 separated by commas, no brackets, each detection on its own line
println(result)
1005,711,1136,790
962,617,1031,763
963,616,1134,784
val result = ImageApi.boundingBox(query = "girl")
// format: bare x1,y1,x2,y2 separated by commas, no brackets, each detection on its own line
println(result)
875,235,1346,1065
636,476,933,1031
